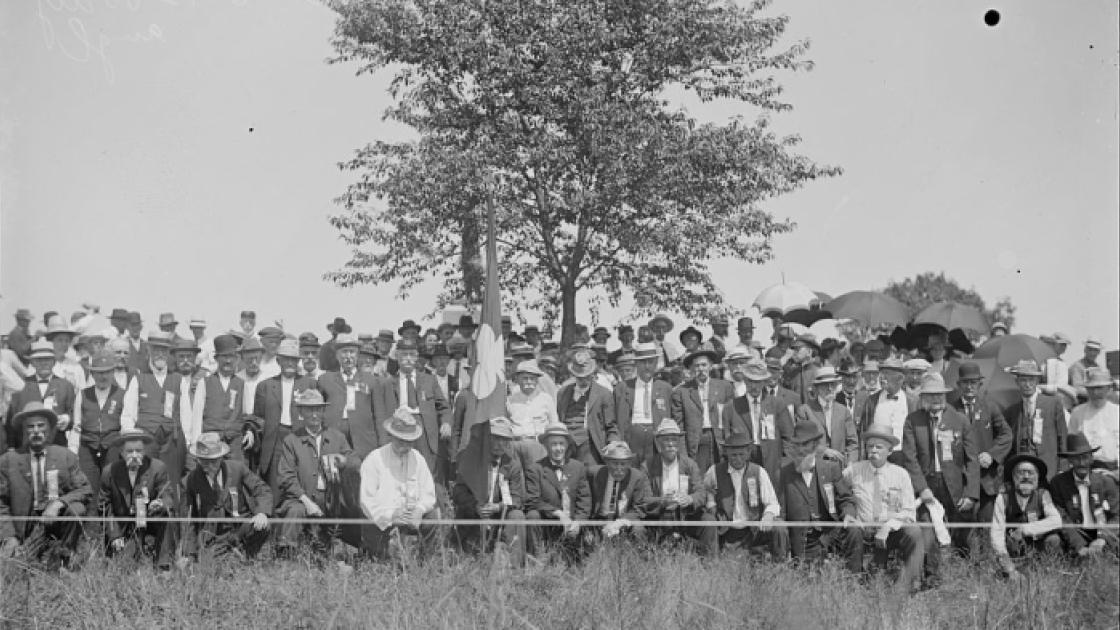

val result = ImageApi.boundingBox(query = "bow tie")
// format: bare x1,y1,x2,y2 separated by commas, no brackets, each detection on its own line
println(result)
886,394,899,401
37,378,51,384
549,461,565,470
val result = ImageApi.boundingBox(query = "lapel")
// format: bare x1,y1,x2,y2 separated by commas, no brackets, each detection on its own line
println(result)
16,451,31,485
790,465,812,506
647,457,663,495
732,396,751,440
689,382,702,410
625,379,636,409
111,461,133,503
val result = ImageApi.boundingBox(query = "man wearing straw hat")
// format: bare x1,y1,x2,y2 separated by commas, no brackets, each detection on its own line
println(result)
506,359,557,469
989,453,1062,580
614,342,673,465
1070,336,1104,402
5,340,78,451
795,366,858,465
673,346,734,474
0,402,92,566
1067,367,1119,472
588,441,653,542
99,427,175,567
555,349,618,469
721,358,794,491
702,432,787,559
274,390,355,558
1004,359,1068,481
358,408,439,562
1047,433,1119,557
641,419,714,552
647,313,684,368
864,358,919,456
76,350,127,491
181,432,272,561
450,417,526,564
523,423,592,560
253,338,318,499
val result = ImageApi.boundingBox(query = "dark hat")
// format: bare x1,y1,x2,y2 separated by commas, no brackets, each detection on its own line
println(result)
258,326,285,340
501,315,512,324
678,326,703,344
110,308,129,320
1059,433,1100,458
682,349,718,368
399,319,422,335
864,339,885,352
213,334,240,356
721,433,752,449
458,315,477,328
737,317,754,330
957,362,983,382
710,314,729,325
170,337,201,354
88,350,117,373
146,332,172,348
13,401,59,432
327,317,352,334
428,343,450,358
509,342,535,358
837,359,860,376
115,427,155,447
592,327,611,338
298,332,321,349
239,310,257,320
523,325,540,334
1003,453,1047,484
158,312,178,327
15,308,32,321
765,357,783,372
791,420,824,444
127,311,142,325
616,324,634,334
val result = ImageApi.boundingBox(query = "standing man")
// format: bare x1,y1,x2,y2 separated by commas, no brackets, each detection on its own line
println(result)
613,343,673,464
200,334,251,462
426,344,457,401
834,359,869,424
298,333,324,380
1070,337,1103,402
1005,360,1068,481
157,313,178,337
8,308,33,367
763,357,799,419
722,359,795,493
120,333,186,489
795,367,859,464
864,358,919,458
254,339,317,500
77,350,126,491
318,333,380,459
5,340,78,451
256,327,285,380
188,317,216,376
506,360,557,469
373,338,450,477
672,348,734,474
783,335,821,405
949,362,1012,528
318,317,351,374
607,325,636,366
555,349,618,469
1067,368,1119,471
702,433,787,559
735,318,761,359
647,313,684,368
708,315,732,358
124,312,149,373
1040,333,1077,411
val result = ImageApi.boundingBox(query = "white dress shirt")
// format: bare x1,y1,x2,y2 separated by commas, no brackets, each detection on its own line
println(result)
359,445,437,531
631,378,653,426
279,377,295,426
872,390,909,451
1069,401,1119,465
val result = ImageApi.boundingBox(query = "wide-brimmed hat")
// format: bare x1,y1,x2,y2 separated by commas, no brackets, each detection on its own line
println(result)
115,427,155,447
568,349,597,378
721,433,752,449
298,332,321,350
190,432,230,460
682,349,718,368
509,342,535,358
601,441,635,461
1003,453,1047,484
654,419,684,438
43,319,75,340
862,359,880,373
903,358,931,373
327,317,352,334
678,326,703,344
158,312,177,327
276,339,301,359
1060,433,1101,458
514,359,544,377
457,315,477,328
489,417,516,439
592,327,611,339
293,389,329,408
791,420,824,444
239,337,264,354
171,337,201,355
837,360,860,376
633,342,659,361
724,345,751,362
1084,336,1102,350
384,408,423,441
812,367,841,385
863,422,900,448
957,362,983,382
1008,359,1043,377
765,357,783,372
614,352,636,366
334,333,360,350
212,334,240,356
88,350,117,373
12,401,59,432
1084,367,1112,389
648,313,674,332
794,334,819,351
398,319,422,336
538,422,575,446
742,358,770,382
109,308,129,321
879,358,906,372
28,340,55,360
359,341,380,358
917,373,953,395
146,331,173,349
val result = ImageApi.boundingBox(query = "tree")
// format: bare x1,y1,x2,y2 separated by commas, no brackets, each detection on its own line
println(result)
882,272,1017,331
325,0,839,344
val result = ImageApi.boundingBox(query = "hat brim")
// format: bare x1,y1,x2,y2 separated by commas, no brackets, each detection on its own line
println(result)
538,432,575,446
1059,446,1100,458
655,430,685,438
650,316,674,332
384,419,423,442
294,402,329,409
812,376,842,385
918,386,953,395
1008,369,1043,378
89,365,117,374
568,362,597,378
12,408,59,432
682,350,719,367
792,426,825,444
190,442,230,460
863,430,900,448
1003,453,1047,483
44,330,75,340
115,432,155,446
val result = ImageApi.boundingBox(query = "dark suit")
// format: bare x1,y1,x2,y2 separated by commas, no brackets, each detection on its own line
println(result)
555,382,618,467
0,445,91,560
671,378,735,473
1048,469,1120,552
835,389,869,431
317,370,380,459
181,459,272,558
6,376,77,449
1004,393,1068,481
524,457,591,556
451,453,526,559
252,374,317,500
613,377,673,462
373,370,451,472
589,466,653,522
642,454,715,551
99,456,175,565
948,394,1012,521
779,456,859,570
721,395,795,498
795,399,859,464
275,427,355,550
125,338,150,373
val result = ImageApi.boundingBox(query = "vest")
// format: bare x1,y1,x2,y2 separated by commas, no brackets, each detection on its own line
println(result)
135,372,177,431
1002,486,1049,524
80,386,125,443
715,461,762,521
202,375,243,434
564,389,588,420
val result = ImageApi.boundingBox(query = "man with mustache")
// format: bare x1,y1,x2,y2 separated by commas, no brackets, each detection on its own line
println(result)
1047,433,1119,557
99,428,175,568
989,453,1063,581
5,340,78,450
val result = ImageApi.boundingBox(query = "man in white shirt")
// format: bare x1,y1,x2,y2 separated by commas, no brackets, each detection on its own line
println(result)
188,317,217,376
359,408,439,562
236,338,268,420
506,360,555,469
1068,368,1120,472
702,433,787,558
868,358,916,455
1040,333,1077,411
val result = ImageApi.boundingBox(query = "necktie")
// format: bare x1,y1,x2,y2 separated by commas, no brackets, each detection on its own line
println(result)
32,452,45,509
752,398,762,440
872,470,883,521
964,401,974,419
887,394,898,401
607,480,619,517
930,415,942,472
407,375,418,407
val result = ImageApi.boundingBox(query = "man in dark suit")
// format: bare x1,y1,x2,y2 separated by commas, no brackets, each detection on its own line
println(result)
555,349,617,469
795,367,859,464
722,359,795,494
124,311,150,373
0,402,92,567
588,441,653,541
451,417,526,564
948,362,1013,528
5,340,78,450
1048,434,1119,556
199,334,251,462
253,339,317,501
779,419,860,571
524,424,592,561
99,428,175,567
1004,360,1068,481
835,359,870,429
763,357,800,418
318,333,381,459
372,339,451,475
641,419,714,553
317,317,351,374
613,342,673,464
671,348,735,474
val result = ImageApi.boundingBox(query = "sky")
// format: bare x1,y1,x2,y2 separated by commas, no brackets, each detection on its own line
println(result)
1,0,1117,351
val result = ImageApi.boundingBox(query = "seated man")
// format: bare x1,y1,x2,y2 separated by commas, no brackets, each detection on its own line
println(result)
1048,433,1119,557
275,390,355,558
450,417,526,564
358,409,439,562
841,422,925,594
781,419,860,572
641,419,714,554
100,428,175,568
524,423,591,561
990,453,1063,580
589,441,653,542
182,432,272,561
703,433,787,559
0,402,92,568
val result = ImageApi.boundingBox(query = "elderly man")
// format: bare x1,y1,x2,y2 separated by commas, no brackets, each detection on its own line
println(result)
763,357,799,417
120,332,174,435
864,358,919,458
182,432,272,561
588,441,652,542
373,338,450,477
647,313,684,368
254,339,317,499
641,419,713,552
168,338,205,460
76,350,126,491
0,402,92,567
317,317,350,374
990,453,1062,581
188,317,216,376
318,333,380,459
358,409,439,561
835,360,869,422
860,359,882,396
99,428,175,567
703,433,787,559
722,359,794,494
157,313,178,337
1048,434,1120,557
298,333,323,380
795,367,859,464
506,360,556,469
451,417,526,563
274,390,355,557
524,423,592,560
43,318,86,396
673,348,734,474
606,325,635,366
614,343,673,465
842,422,925,593
556,349,617,469
6,340,78,450
1070,337,1103,401
780,419,860,572
426,344,457,401
236,337,268,422
1068,368,1119,471
902,358,931,398
1005,360,1067,481
198,335,252,463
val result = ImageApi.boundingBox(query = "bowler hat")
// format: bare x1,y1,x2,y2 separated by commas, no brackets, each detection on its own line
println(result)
190,432,230,460
12,401,59,432
737,317,754,330
790,420,824,444
721,433,752,449
1003,453,1047,484
327,317,352,334
538,422,575,446
385,408,423,441
956,362,983,382
110,308,129,321
1059,433,1100,458
127,311,142,325
398,319,422,336
212,334,240,356
158,312,178,327
458,315,477,328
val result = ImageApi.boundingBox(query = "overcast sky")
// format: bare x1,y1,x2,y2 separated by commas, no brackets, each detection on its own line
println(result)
2,1,1116,351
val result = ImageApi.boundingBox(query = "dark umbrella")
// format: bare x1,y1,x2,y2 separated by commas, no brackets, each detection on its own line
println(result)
971,334,1057,409
825,291,910,328
782,306,832,327
913,302,990,336
891,324,974,355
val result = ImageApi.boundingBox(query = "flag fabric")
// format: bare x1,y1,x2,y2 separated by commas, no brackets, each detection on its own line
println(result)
456,199,506,502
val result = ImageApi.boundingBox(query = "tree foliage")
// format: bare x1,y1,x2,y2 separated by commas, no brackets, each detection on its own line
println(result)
882,272,1017,331
325,0,839,342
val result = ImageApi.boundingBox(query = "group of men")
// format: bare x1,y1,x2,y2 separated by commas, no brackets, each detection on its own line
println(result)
0,307,1116,592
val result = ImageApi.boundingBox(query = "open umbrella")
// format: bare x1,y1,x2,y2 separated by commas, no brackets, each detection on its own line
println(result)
913,302,990,336
825,291,910,328
971,334,1057,409
752,281,819,319
782,306,832,327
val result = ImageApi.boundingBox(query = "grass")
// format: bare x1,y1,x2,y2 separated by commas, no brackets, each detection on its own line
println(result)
1,542,1117,629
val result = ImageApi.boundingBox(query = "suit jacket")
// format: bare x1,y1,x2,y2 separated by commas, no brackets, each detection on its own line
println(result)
1004,393,1068,481
99,456,173,540
6,376,78,447
0,445,92,540
762,385,800,417
835,389,870,430
451,453,526,515
126,338,150,373
317,370,380,459
613,377,673,437
640,454,705,516
253,375,317,477
795,399,859,464
721,394,795,488
901,408,979,502
670,378,735,458
555,382,618,455
779,456,855,523
276,427,354,505
524,457,591,519
589,466,653,521
948,394,1013,496
182,459,272,555
1048,469,1120,524
373,370,451,456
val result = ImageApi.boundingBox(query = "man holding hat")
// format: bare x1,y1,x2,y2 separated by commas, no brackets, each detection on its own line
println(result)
989,453,1063,580
1048,433,1120,557
721,358,795,491
319,333,381,460
1070,337,1103,402
0,402,92,566
76,350,127,490
795,366,859,464
641,419,713,551
5,340,78,451
99,428,176,567
588,441,653,542
864,358,919,455
199,334,252,463
555,349,618,469
1004,360,1068,481
613,343,673,465
450,417,527,564
948,361,1013,527
506,360,557,469
702,432,787,558
1068,367,1119,471
253,339,318,499
841,422,925,593
8,308,33,366
673,347,734,474
275,390,356,557
182,432,273,561
359,408,439,561
524,423,592,559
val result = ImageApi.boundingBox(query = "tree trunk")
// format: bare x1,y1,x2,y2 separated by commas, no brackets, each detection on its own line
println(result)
460,212,482,304
560,281,578,348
